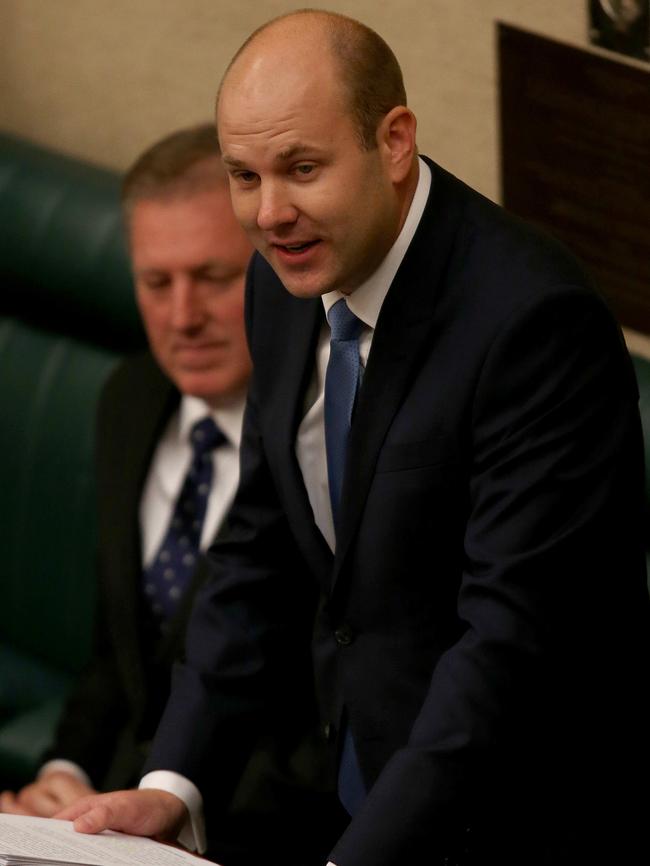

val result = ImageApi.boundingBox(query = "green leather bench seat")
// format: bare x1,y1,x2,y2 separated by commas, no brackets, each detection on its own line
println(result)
0,132,142,352
0,317,120,786
0,132,144,786
0,648,71,784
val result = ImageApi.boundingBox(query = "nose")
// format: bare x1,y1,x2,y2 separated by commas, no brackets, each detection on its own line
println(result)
170,278,204,331
256,181,298,232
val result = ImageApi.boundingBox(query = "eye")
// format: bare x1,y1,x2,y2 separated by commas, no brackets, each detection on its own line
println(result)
197,269,243,290
140,275,170,292
294,163,316,177
202,273,230,288
232,170,258,185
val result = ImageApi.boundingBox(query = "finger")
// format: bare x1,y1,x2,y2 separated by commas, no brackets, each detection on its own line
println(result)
0,791,32,815
56,794,104,822
48,776,95,807
19,795,58,817
0,791,15,812
73,804,115,835
56,789,187,839
57,795,133,835
17,784,60,817
2,800,32,816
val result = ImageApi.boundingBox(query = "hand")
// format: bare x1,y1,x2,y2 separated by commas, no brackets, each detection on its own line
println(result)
55,788,188,841
0,772,95,817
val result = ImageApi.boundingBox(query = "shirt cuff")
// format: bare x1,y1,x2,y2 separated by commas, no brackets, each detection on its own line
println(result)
38,760,92,788
139,770,206,854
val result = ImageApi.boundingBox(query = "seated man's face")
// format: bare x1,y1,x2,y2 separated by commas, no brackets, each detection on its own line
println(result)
130,186,253,406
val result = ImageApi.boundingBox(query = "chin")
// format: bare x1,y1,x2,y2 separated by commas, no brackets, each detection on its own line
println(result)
173,371,221,400
279,275,331,299
179,372,250,407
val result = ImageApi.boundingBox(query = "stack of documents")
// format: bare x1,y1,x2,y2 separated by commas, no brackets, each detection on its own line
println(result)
0,814,216,866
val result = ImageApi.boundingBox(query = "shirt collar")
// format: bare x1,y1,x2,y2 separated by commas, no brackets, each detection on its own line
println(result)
322,156,432,329
178,393,246,449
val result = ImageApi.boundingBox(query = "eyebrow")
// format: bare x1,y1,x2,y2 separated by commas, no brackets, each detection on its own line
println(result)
222,154,247,169
135,260,242,279
222,144,322,169
276,145,315,162
193,262,245,279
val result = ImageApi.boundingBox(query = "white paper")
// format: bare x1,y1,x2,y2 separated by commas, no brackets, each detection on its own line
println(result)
0,814,218,866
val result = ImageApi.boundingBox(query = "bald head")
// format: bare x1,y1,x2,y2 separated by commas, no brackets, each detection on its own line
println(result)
218,10,407,150
216,10,418,299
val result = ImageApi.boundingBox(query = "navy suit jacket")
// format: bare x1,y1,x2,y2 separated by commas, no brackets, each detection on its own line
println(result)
147,160,650,865
47,353,188,785
52,353,342,865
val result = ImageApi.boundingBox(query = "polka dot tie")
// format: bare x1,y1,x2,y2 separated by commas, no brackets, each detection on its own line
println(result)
143,416,226,623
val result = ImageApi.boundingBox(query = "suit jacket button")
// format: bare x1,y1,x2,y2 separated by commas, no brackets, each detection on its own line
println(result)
323,722,336,741
334,625,354,646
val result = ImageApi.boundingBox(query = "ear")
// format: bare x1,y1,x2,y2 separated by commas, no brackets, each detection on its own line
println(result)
377,106,417,183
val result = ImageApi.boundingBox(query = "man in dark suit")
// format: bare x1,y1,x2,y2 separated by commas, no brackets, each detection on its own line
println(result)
2,125,344,865
60,11,650,865
0,124,252,807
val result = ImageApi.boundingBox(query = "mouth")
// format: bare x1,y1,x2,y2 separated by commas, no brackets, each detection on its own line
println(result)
173,341,226,361
272,240,321,261
174,339,226,351
273,240,320,255
174,341,223,351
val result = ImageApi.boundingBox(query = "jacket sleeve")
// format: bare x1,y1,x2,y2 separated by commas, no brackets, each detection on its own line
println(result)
144,272,320,812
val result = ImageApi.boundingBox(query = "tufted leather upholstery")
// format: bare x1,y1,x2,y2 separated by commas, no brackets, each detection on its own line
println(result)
0,132,145,785
0,132,142,351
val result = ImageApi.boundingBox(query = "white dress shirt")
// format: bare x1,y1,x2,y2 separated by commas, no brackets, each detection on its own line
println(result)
142,158,432,858
296,158,432,552
140,393,244,567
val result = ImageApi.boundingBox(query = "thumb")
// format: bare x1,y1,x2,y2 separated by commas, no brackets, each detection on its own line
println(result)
73,804,114,835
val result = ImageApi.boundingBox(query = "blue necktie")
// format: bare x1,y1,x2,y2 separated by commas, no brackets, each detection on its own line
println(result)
324,298,363,527
324,298,367,815
143,416,226,623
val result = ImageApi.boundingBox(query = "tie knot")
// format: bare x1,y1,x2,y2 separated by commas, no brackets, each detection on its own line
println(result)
328,298,363,343
190,417,226,455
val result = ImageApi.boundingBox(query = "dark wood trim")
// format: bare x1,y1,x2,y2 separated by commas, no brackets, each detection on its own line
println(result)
499,23,650,333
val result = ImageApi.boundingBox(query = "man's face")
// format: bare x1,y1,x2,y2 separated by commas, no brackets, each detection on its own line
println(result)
130,186,253,405
218,53,402,298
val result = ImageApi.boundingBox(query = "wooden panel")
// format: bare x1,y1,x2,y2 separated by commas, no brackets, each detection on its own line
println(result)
499,23,650,332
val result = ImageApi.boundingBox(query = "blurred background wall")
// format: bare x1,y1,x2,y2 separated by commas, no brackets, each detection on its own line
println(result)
1,0,588,202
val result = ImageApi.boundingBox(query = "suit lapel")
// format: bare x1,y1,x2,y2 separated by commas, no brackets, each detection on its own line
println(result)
333,161,468,586
262,291,335,586
107,355,180,705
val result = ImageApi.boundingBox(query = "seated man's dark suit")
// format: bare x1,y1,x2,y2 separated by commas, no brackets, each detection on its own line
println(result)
146,160,650,865
48,352,344,866
48,353,191,786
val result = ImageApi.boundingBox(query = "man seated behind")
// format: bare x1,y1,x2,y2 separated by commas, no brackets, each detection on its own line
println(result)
1,123,251,806
1,124,341,865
